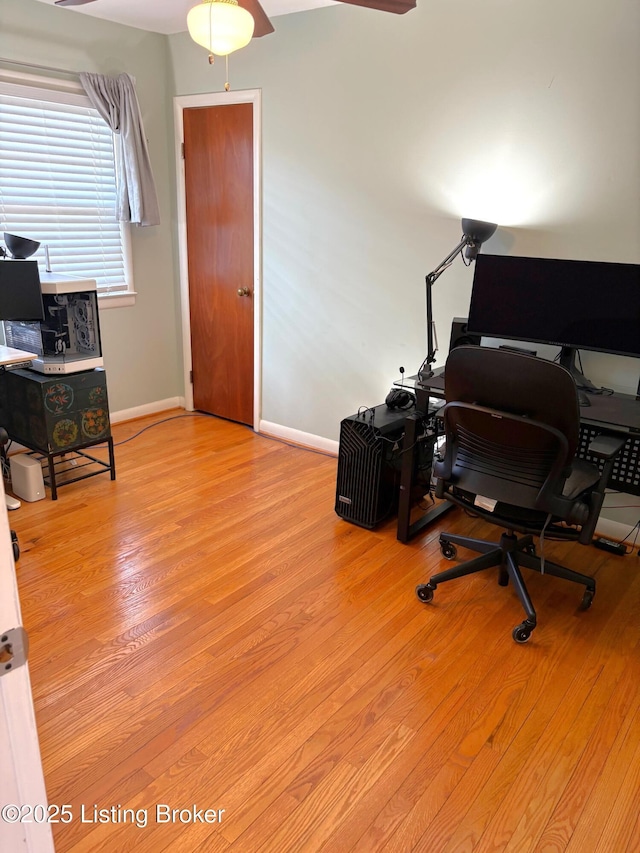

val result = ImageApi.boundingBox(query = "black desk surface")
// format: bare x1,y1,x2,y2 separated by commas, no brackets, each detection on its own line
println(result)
401,370,640,435
578,392,640,433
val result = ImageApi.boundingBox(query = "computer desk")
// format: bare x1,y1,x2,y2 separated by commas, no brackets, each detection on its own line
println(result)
0,344,37,368
396,368,640,543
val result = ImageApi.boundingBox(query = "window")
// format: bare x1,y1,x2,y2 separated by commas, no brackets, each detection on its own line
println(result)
0,75,134,305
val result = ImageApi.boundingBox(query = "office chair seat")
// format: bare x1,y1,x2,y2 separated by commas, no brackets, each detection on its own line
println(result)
415,346,624,643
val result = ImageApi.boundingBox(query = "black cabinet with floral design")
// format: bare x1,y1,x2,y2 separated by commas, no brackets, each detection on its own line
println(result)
1,368,111,452
0,367,115,499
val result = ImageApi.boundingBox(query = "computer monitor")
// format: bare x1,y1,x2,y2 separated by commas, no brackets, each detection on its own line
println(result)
0,260,45,321
467,254,640,389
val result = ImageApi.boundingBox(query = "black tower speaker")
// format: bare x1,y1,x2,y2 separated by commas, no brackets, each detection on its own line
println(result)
449,317,482,352
335,404,410,529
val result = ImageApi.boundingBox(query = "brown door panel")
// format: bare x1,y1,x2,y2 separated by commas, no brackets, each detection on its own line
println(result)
184,103,254,424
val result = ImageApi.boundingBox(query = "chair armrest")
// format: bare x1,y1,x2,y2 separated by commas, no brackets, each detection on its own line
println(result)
577,435,626,544
587,435,625,460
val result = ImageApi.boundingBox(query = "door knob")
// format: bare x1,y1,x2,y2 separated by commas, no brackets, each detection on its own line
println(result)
237,287,251,297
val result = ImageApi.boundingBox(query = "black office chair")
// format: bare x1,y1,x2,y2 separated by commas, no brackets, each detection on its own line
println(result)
416,346,623,643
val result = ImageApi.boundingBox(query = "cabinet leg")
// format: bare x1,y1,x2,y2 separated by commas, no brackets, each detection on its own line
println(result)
108,438,116,480
47,454,57,501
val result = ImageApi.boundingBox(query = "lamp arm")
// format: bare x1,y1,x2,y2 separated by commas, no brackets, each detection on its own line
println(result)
419,235,469,381
428,236,469,282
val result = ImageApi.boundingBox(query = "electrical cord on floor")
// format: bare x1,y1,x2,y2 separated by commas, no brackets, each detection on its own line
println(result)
95,410,339,459
109,412,208,447
616,520,640,556
75,412,212,452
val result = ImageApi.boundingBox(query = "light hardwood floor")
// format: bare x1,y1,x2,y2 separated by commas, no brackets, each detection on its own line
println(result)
11,410,640,852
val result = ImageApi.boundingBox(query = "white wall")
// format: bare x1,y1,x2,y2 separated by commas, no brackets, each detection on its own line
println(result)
170,0,640,442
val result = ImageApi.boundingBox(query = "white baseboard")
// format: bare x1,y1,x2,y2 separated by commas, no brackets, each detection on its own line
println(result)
259,420,339,457
110,397,185,425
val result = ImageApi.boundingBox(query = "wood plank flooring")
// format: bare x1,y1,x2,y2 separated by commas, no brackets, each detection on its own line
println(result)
11,410,640,852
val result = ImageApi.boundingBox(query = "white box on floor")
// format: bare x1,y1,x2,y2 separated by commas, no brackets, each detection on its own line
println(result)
10,454,45,502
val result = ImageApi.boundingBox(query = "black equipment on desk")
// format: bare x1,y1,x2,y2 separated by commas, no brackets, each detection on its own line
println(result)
0,259,45,321
385,387,415,410
335,403,434,529
3,275,103,375
467,254,640,393
449,317,482,353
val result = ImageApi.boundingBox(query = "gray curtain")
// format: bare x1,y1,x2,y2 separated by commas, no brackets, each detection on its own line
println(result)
79,72,160,227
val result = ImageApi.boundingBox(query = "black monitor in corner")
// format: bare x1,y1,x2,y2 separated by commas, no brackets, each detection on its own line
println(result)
466,254,640,392
0,259,45,322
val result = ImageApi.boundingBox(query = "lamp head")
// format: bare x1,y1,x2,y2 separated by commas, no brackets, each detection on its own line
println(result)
461,218,498,261
3,233,41,260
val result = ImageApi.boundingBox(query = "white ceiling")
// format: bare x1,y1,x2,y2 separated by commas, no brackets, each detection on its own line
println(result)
31,0,336,35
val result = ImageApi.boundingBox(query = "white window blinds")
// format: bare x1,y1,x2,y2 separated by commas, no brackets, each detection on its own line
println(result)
0,80,131,295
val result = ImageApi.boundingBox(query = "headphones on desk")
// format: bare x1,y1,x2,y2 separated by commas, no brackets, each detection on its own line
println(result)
385,387,416,410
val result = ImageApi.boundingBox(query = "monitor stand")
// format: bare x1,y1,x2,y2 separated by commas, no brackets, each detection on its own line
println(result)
558,346,600,406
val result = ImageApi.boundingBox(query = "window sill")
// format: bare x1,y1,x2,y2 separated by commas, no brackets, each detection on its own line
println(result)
98,291,137,309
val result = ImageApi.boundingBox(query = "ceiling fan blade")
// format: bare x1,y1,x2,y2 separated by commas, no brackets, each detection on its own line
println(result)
238,0,275,37
54,0,98,6
337,0,416,13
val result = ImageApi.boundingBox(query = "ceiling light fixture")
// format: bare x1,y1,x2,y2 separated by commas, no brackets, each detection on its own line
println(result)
187,0,255,58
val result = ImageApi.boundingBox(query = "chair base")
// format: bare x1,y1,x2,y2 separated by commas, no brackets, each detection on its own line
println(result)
416,530,595,643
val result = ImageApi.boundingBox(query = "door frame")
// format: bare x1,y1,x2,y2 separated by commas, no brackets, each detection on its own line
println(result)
174,89,262,431
0,479,54,853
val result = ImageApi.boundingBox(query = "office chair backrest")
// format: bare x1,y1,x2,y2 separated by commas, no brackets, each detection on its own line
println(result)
439,346,582,511
445,346,580,450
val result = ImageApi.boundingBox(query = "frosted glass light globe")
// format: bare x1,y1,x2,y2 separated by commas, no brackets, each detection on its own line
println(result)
187,0,255,57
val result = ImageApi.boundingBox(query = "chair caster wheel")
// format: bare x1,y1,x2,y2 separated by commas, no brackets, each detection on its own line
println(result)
416,583,435,603
579,589,595,610
439,540,457,560
512,622,534,644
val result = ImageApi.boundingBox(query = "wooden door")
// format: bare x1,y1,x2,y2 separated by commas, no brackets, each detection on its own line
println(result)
183,103,254,425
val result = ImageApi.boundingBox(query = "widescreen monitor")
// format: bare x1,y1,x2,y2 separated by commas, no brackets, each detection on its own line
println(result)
0,260,45,321
467,254,640,360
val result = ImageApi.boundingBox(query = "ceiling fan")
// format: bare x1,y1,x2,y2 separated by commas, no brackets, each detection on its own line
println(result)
53,0,417,38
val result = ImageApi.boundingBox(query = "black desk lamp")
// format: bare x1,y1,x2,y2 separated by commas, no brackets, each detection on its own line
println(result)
417,217,498,382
